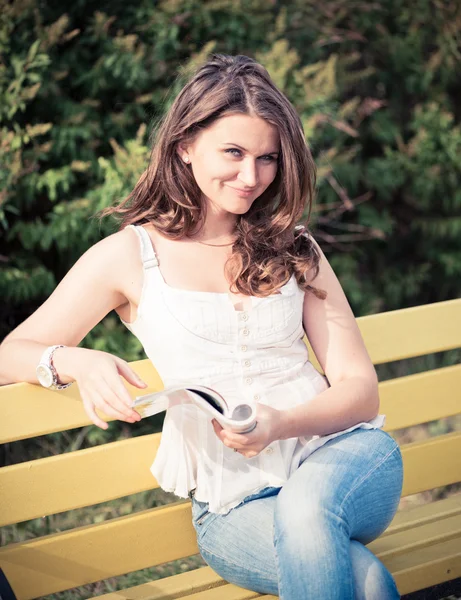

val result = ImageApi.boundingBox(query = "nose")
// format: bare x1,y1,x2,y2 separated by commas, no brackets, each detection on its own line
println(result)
238,159,258,188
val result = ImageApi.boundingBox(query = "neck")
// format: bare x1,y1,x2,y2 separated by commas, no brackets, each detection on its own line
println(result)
192,206,238,244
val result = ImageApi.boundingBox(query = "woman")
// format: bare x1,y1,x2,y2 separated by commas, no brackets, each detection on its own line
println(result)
0,54,403,599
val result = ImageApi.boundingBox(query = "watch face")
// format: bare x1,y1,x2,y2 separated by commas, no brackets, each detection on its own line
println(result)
37,364,54,388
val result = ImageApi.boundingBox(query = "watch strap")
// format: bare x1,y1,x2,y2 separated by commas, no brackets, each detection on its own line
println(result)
38,345,72,390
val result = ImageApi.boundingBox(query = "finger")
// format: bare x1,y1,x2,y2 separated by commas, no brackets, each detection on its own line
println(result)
212,420,237,441
242,450,259,459
92,389,137,422
105,376,142,420
212,419,224,435
87,405,109,430
97,378,140,420
212,427,235,449
81,392,108,430
221,430,250,447
212,424,237,447
222,438,238,449
212,421,249,452
114,358,148,389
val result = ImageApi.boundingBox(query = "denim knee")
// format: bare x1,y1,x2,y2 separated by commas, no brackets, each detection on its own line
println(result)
350,541,400,600
274,487,349,558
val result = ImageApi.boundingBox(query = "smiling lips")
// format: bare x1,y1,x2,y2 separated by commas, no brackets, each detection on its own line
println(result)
228,186,256,197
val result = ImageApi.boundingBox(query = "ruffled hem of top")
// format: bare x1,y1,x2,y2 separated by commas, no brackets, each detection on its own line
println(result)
150,405,200,500
151,411,387,515
151,455,195,501
197,482,285,515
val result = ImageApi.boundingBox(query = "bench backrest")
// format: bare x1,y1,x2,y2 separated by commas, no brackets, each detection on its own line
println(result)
1,299,460,600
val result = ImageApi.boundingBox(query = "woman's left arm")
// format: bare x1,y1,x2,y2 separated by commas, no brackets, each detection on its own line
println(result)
213,238,380,455
277,239,380,440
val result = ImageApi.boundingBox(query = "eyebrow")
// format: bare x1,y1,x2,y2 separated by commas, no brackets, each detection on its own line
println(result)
222,143,279,156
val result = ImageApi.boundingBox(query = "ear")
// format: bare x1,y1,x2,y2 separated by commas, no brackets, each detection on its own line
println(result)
177,143,190,164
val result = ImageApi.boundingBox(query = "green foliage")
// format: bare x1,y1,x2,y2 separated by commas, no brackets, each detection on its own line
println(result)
1,0,460,331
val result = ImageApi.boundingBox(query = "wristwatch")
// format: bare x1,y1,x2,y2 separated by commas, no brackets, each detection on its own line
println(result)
36,345,72,390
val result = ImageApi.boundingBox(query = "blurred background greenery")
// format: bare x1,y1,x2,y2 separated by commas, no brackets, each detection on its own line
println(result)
1,1,461,597
2,0,461,346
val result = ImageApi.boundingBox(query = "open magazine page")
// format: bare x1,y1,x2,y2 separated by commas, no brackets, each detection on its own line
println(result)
133,386,257,433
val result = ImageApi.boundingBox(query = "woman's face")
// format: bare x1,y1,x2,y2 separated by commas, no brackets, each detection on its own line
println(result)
181,113,280,218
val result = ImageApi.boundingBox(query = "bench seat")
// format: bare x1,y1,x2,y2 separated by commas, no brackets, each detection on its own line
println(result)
92,494,461,600
1,299,460,599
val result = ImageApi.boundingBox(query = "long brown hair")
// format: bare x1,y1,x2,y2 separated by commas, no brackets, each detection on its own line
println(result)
104,54,325,298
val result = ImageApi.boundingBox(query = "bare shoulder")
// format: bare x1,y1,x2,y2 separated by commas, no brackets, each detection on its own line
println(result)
83,226,141,290
3,226,143,348
88,225,139,262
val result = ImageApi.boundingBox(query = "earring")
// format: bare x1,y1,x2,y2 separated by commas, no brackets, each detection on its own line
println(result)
184,156,190,164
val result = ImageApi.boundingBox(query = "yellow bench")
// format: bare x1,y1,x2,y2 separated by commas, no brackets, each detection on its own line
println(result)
1,299,460,599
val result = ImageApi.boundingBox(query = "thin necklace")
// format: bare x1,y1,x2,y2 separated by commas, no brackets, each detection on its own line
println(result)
197,239,235,247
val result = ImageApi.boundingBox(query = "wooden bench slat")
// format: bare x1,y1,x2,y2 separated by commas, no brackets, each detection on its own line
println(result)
301,362,461,431
2,490,461,600
0,502,198,600
3,495,459,600
96,534,461,600
98,500,461,599
379,364,461,430
384,536,461,595
0,359,164,444
382,494,461,536
95,536,461,600
306,299,461,370
0,383,89,444
0,434,161,528
95,496,461,600
357,298,461,364
165,586,260,600
369,513,461,559
92,566,225,600
1,428,459,528
401,431,461,496
2,300,460,443
374,495,461,596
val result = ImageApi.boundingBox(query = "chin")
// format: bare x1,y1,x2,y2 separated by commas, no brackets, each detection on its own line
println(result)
228,202,254,215
210,198,254,216
227,196,258,214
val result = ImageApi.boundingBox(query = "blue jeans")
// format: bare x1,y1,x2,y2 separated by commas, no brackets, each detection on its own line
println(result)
191,428,403,599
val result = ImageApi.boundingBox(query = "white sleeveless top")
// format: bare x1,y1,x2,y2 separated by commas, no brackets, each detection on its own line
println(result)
121,225,386,515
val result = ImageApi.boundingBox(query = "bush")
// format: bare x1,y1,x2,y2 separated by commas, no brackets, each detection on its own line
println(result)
2,0,460,337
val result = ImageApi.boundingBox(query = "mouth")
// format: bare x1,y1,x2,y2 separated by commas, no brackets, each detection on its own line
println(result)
228,186,256,197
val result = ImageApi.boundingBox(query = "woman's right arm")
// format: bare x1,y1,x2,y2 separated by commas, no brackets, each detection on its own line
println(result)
0,228,146,428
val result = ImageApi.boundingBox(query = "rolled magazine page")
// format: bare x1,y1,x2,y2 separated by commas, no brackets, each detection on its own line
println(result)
133,385,257,433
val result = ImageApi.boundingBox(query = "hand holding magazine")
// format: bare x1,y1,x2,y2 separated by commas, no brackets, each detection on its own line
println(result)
132,385,257,434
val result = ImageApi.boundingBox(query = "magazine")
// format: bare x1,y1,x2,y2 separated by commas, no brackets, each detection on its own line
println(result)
132,385,257,433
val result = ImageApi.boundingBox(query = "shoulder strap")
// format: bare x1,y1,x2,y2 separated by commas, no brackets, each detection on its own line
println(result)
127,224,159,270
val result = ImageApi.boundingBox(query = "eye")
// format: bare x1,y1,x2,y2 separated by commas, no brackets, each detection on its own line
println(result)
259,155,277,163
224,148,242,158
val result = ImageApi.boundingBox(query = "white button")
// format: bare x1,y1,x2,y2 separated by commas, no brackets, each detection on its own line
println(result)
253,394,260,401
244,360,251,367
242,329,249,336
265,447,274,455
242,313,249,321
245,377,253,385
241,345,248,352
